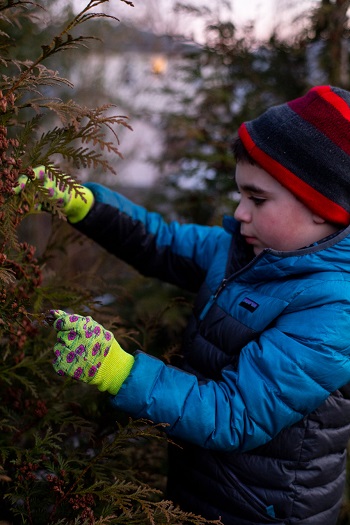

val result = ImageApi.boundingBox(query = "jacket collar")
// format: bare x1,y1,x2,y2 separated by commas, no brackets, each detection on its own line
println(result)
223,216,350,282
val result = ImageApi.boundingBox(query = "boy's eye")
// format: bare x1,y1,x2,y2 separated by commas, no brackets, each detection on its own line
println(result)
249,196,266,206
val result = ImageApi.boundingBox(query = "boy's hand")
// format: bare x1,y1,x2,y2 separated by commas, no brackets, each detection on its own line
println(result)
49,310,135,395
15,167,94,223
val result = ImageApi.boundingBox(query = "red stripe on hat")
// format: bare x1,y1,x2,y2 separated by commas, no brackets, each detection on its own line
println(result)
313,85,350,121
288,86,350,155
238,123,350,225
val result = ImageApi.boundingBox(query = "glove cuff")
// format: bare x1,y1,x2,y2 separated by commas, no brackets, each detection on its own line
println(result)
64,186,95,223
92,338,135,395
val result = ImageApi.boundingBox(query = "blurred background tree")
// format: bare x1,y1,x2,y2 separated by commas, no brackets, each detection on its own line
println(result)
158,0,350,223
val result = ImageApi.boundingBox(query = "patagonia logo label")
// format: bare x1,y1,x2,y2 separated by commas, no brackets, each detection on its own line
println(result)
239,297,259,312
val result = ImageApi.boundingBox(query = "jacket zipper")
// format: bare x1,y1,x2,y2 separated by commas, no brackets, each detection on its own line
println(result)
198,248,268,322
199,278,228,321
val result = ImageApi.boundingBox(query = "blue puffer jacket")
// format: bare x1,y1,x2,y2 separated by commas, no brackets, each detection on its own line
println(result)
75,183,350,525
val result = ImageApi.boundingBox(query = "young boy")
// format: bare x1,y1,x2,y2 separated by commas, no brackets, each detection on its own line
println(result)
27,85,350,524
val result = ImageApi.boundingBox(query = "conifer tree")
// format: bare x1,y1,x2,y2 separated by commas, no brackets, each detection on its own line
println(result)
0,2,221,523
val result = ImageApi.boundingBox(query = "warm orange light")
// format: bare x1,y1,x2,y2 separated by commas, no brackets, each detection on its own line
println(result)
151,56,167,75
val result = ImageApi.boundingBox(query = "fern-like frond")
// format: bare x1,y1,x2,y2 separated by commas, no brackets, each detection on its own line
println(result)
0,267,16,284
0,417,18,435
41,34,99,60
2,62,74,92
0,1,39,14
1,363,40,397
90,480,222,524
70,1,120,30
41,100,89,128
25,104,130,173
32,426,64,454
4,1,121,96
0,463,12,482
15,113,42,152
0,199,21,250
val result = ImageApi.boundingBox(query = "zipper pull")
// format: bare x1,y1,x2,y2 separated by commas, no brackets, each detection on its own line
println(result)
213,278,228,299
199,279,228,321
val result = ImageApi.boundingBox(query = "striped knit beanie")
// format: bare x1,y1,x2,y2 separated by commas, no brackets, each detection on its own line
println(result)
238,85,350,226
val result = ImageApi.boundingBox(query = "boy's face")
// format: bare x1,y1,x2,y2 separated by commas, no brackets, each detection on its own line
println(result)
234,162,338,255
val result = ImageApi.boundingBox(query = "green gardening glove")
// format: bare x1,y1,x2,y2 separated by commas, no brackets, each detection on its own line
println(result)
50,310,135,395
16,166,94,223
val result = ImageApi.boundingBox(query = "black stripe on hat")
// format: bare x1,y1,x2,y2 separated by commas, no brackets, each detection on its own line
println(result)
245,103,350,213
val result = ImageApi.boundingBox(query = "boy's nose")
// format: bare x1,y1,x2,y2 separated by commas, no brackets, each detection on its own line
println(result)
234,201,251,223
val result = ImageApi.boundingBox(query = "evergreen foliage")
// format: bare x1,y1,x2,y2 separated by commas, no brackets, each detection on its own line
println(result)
158,19,309,225
0,2,221,523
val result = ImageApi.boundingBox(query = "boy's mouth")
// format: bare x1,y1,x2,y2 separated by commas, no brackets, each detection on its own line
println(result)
242,235,257,244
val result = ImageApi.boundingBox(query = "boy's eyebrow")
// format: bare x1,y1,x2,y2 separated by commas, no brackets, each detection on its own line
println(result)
237,183,267,194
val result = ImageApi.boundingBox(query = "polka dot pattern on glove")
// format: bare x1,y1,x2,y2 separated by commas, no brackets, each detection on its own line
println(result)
52,310,113,384
14,166,94,223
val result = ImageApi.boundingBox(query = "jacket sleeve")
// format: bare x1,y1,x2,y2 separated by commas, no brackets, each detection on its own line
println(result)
110,281,350,452
74,182,230,292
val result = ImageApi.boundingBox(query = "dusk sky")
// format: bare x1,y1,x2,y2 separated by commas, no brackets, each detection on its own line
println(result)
69,1,316,42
